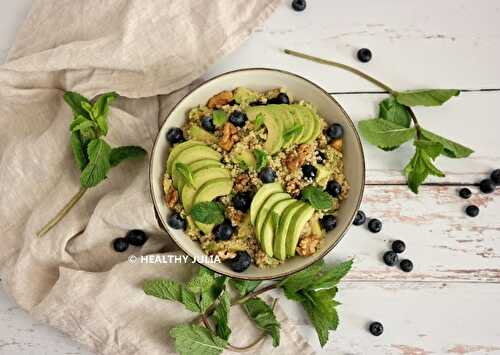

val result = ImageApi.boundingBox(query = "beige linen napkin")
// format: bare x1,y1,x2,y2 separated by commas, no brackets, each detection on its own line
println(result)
0,0,315,354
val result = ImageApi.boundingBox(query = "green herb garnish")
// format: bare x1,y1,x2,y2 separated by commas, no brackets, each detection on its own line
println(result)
191,201,225,225
282,123,303,145
300,185,333,210
254,113,265,129
175,162,195,188
253,149,268,172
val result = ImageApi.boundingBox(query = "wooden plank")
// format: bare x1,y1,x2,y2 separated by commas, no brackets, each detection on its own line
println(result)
205,0,500,91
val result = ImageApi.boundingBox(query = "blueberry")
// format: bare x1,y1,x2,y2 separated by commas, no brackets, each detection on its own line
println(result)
214,220,234,241
369,322,383,336
459,187,472,199
249,100,265,106
383,251,398,266
391,240,406,254
233,192,252,212
368,218,382,233
320,215,337,232
229,251,252,272
113,238,129,253
228,111,247,127
465,205,479,217
353,210,366,226
259,167,277,183
166,127,184,144
167,213,187,230
491,169,500,185
201,116,216,132
325,123,344,140
316,151,327,164
269,93,290,105
357,48,372,63
302,164,317,180
326,180,342,197
479,178,495,194
400,259,413,272
125,229,148,246
291,0,306,11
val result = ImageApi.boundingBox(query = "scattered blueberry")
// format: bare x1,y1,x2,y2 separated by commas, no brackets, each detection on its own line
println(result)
320,215,337,232
125,229,148,246
167,213,187,230
353,210,366,226
400,259,414,273
357,48,372,63
302,164,317,180
491,169,500,185
325,123,344,140
465,205,479,217
391,240,406,254
383,251,398,266
228,111,248,127
291,0,306,12
369,322,384,336
268,92,290,105
230,251,252,272
326,180,342,197
201,116,216,132
316,151,327,164
166,127,184,144
479,178,495,194
233,192,252,212
459,187,472,199
113,238,129,253
368,218,382,233
214,220,234,241
259,167,277,183
249,100,265,106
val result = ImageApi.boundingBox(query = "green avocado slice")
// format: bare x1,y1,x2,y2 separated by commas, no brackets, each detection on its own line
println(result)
250,182,283,225
266,105,300,148
246,107,283,155
192,178,233,233
177,160,223,193
259,198,295,257
289,105,314,144
307,114,323,144
273,201,304,260
254,192,290,242
166,140,204,175
170,145,222,188
286,204,315,257
181,167,232,212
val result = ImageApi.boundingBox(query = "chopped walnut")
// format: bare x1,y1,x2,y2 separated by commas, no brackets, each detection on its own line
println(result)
286,178,301,197
296,234,322,256
285,143,312,171
219,122,239,151
285,152,301,171
226,206,243,226
297,143,313,160
216,249,237,260
234,173,250,192
330,138,343,152
207,90,233,109
166,186,178,208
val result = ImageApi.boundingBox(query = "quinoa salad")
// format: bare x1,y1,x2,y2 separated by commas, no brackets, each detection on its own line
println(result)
162,87,349,273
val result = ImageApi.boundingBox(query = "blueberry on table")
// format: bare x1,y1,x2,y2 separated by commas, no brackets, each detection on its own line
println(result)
491,169,500,185
357,48,372,63
368,218,382,233
201,116,216,132
214,220,234,241
320,215,337,232
369,322,384,336
125,229,148,246
259,167,277,183
465,205,479,217
400,259,414,272
268,93,290,104
230,251,252,272
383,251,398,266
325,123,344,140
291,0,307,12
391,240,406,254
479,178,495,194
113,238,129,253
167,213,187,230
166,127,185,144
459,187,472,199
228,111,248,127
302,164,317,180
326,180,342,197
353,210,366,226
316,151,327,164
233,192,252,212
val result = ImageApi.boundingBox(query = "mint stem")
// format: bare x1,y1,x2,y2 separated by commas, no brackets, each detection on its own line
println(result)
232,284,278,305
36,187,87,237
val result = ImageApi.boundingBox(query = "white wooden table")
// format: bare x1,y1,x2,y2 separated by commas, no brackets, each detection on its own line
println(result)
1,1,500,354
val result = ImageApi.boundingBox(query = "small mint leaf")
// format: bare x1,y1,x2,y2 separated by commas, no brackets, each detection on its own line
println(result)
300,186,333,210
191,201,225,225
253,149,268,172
395,89,460,107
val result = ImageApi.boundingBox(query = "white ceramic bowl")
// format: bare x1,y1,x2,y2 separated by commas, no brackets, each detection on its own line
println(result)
150,68,365,280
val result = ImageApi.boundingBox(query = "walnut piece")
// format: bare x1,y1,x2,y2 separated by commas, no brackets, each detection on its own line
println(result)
234,173,250,192
226,206,243,226
285,178,301,198
285,143,313,171
297,143,313,159
166,186,178,208
207,90,233,109
330,138,343,152
219,122,239,151
216,249,237,260
296,234,322,256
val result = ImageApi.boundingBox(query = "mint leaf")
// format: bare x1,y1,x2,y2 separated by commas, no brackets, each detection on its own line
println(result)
244,298,280,347
358,118,416,148
300,186,333,210
395,89,460,107
109,146,147,167
63,91,91,117
143,279,200,312
404,140,445,194
230,279,262,296
80,101,94,118
96,115,108,136
187,267,216,293
212,110,228,127
253,149,268,172
70,119,97,133
70,132,88,171
311,260,353,290
255,113,265,129
170,324,227,355
379,97,411,127
279,260,325,296
80,138,112,188
191,201,225,225
212,291,231,341
92,92,117,120
283,123,303,145
421,128,473,158
175,162,195,188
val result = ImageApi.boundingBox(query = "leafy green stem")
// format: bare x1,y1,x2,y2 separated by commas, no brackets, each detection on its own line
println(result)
232,283,279,305
408,108,422,139
36,187,88,237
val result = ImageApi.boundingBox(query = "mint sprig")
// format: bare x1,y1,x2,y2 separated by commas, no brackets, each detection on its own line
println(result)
191,201,225,225
300,185,333,210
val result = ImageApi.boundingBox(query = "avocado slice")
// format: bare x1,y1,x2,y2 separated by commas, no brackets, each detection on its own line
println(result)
187,125,217,144
250,182,283,225
177,160,223,193
247,107,283,155
166,140,204,175
170,145,221,187
234,87,260,107
254,192,290,242
273,201,304,260
289,105,314,144
232,150,256,171
266,105,299,148
181,167,231,212
286,204,315,257
310,213,323,237
259,198,295,257
307,114,323,144
192,178,233,233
